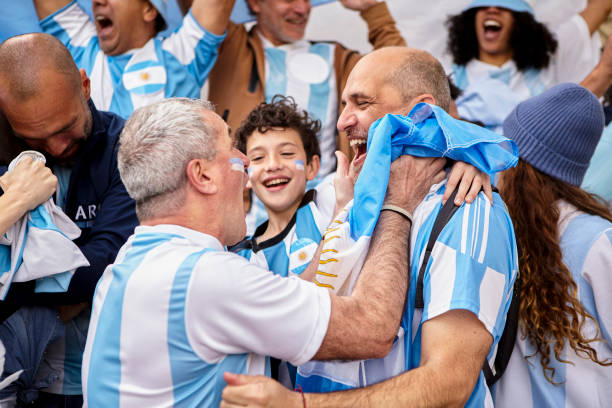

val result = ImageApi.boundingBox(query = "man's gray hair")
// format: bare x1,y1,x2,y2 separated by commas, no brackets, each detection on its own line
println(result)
118,98,217,221
388,49,451,112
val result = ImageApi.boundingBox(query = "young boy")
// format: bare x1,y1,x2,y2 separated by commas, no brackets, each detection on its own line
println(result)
233,95,344,279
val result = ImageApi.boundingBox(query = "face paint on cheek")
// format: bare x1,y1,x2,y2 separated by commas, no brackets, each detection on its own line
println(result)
294,159,305,171
247,166,254,177
230,157,245,172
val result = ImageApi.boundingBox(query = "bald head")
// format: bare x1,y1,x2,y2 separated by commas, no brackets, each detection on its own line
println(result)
0,33,82,102
360,47,451,112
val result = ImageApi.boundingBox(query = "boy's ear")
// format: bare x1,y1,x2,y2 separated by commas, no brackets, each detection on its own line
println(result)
186,159,218,195
305,155,320,181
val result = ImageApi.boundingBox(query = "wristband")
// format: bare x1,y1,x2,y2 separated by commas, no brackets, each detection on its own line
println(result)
295,385,306,408
380,204,413,224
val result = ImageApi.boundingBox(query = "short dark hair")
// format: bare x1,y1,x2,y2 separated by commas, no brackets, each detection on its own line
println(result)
446,8,558,71
234,95,321,163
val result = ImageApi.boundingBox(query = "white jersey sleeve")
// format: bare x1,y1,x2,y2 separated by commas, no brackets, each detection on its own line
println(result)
161,11,225,88
581,229,612,344
552,14,601,84
40,1,97,62
184,251,331,366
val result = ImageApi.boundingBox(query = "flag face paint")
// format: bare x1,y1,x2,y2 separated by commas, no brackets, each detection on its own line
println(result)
247,166,254,177
229,157,245,172
294,160,305,171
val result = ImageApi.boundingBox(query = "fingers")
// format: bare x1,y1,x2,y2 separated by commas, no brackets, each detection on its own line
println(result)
443,161,464,204
482,176,494,203
334,151,349,178
223,372,246,386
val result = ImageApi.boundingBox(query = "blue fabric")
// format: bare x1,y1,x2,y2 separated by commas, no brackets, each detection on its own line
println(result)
456,78,521,134
350,103,518,241
464,0,534,14
582,124,612,201
0,307,63,404
0,0,40,43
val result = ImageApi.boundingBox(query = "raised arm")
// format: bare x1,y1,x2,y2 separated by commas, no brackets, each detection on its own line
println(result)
581,32,612,97
580,0,612,35
341,0,406,49
32,0,71,20
189,0,236,36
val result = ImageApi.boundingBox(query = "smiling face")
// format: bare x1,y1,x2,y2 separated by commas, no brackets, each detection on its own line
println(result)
248,0,311,46
0,69,92,164
474,7,515,65
337,56,410,171
92,0,158,55
246,127,319,217
208,113,251,245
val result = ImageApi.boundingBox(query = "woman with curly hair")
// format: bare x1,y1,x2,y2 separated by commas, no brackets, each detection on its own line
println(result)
446,0,610,130
495,83,612,406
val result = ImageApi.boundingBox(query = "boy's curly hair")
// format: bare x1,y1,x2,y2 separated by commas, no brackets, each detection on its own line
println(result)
446,9,558,71
234,95,321,162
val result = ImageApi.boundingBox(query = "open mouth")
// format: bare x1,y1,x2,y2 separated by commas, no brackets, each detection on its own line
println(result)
349,138,368,168
483,19,502,39
263,177,290,190
95,15,114,37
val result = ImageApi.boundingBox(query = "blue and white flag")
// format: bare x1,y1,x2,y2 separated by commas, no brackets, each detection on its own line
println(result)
298,103,518,391
0,153,89,299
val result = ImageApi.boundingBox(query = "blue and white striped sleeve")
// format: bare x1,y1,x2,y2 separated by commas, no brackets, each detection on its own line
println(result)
580,228,612,345
161,11,226,88
39,0,99,73
422,193,518,343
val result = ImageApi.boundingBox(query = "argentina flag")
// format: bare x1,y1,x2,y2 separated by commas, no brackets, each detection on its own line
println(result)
296,103,518,392
0,153,89,299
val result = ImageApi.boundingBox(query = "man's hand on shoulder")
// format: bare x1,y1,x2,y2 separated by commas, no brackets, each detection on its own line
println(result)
386,156,446,215
340,0,381,12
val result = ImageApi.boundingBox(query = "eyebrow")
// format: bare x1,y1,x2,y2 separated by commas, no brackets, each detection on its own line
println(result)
50,114,79,137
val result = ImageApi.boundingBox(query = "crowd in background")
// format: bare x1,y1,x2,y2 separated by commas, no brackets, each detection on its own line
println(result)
0,0,610,407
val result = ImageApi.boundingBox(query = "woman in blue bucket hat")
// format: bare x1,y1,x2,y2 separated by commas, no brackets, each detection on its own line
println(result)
446,0,611,130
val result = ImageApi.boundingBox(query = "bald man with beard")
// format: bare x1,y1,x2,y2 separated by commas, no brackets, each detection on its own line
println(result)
220,47,518,408
0,33,137,406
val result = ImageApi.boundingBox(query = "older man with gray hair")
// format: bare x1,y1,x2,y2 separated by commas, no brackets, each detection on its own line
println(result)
81,97,446,407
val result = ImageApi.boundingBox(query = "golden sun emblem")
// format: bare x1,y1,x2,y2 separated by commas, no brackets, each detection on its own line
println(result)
298,251,307,261
140,72,150,81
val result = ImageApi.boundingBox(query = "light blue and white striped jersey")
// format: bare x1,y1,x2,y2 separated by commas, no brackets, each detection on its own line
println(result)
237,185,335,277
453,15,599,125
261,34,338,179
82,224,330,408
296,108,519,406
40,1,224,119
494,201,612,408
297,182,519,406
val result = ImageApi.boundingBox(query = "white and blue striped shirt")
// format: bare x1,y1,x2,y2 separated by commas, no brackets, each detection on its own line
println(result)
82,224,330,408
296,181,518,408
261,35,338,179
40,1,224,119
453,15,600,129
494,201,612,408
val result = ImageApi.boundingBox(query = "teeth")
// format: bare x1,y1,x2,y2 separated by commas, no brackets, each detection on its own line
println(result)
484,20,502,28
266,178,289,186
349,139,366,147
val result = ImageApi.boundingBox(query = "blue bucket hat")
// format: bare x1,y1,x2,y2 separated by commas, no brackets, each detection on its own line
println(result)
464,0,534,14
